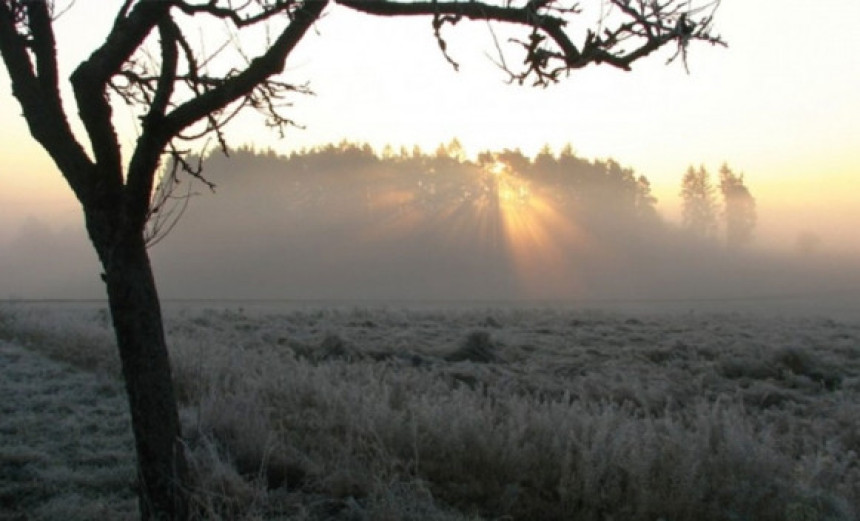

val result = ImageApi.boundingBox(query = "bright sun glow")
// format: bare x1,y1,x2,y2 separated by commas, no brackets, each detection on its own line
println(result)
481,159,594,296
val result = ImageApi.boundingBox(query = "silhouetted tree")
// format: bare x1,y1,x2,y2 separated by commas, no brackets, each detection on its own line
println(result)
496,147,532,175
0,1,722,518
635,175,660,222
681,165,719,239
444,137,467,162
718,163,756,248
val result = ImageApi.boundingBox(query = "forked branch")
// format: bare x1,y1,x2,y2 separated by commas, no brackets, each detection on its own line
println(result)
336,0,724,86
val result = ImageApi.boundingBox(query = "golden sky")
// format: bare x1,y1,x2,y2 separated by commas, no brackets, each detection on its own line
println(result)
1,0,859,252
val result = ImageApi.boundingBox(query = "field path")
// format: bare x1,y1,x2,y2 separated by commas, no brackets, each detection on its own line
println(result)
0,341,137,520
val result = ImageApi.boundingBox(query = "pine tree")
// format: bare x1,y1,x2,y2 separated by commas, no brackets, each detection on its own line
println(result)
635,175,660,222
719,163,756,248
680,165,718,239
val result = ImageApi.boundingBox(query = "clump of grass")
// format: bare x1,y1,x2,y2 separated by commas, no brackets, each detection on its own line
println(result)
317,334,362,363
445,330,498,363
774,346,842,390
718,353,781,381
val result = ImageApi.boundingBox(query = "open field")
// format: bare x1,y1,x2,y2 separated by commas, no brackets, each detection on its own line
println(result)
1,302,859,520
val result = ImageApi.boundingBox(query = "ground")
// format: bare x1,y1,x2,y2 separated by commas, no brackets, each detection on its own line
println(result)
1,303,859,520
0,341,137,521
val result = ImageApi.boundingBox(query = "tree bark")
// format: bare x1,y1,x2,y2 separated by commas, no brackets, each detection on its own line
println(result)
99,229,189,520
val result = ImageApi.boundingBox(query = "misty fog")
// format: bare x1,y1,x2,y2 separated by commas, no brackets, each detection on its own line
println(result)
1,143,857,312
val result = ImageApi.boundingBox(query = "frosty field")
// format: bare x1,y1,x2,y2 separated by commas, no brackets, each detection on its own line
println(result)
1,302,859,520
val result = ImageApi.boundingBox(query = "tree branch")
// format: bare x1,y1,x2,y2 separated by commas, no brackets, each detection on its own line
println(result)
336,0,582,64
335,0,724,85
168,0,302,27
161,0,327,137
120,16,183,232
26,1,59,92
73,1,170,87
119,0,327,231
150,18,179,120
0,1,95,202
70,0,171,189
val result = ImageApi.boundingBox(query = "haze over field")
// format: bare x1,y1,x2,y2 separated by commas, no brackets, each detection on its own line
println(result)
1,1,858,305
1,145,857,314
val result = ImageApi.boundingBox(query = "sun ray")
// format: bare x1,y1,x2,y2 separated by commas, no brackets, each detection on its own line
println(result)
483,159,596,297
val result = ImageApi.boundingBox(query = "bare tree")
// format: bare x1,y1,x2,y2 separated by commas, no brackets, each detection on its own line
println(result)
0,1,723,518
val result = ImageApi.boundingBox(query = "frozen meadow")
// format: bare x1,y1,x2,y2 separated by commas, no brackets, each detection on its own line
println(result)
1,302,859,520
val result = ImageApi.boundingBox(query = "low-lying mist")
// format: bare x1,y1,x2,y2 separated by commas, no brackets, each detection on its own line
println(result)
1,143,857,311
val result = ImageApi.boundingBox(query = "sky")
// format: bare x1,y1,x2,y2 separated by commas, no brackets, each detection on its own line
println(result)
0,0,859,297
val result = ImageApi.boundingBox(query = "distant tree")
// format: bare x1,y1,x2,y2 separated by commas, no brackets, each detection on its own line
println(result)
550,144,584,193
559,143,577,159
495,147,531,174
681,165,719,239
537,143,554,157
476,150,495,168
718,163,756,248
534,143,556,171
434,141,450,159
635,175,660,222
445,137,467,163
0,1,723,518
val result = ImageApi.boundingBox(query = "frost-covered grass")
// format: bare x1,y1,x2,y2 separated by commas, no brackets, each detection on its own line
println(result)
1,303,859,520
0,340,137,520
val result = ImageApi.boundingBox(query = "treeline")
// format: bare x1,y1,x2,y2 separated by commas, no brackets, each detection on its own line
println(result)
186,139,663,236
145,140,763,299
8,140,855,302
182,139,755,247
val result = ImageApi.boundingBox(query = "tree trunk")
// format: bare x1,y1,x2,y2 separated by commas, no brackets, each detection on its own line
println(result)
100,231,189,520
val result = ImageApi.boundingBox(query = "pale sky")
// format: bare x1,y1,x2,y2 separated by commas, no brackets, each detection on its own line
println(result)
1,0,859,252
